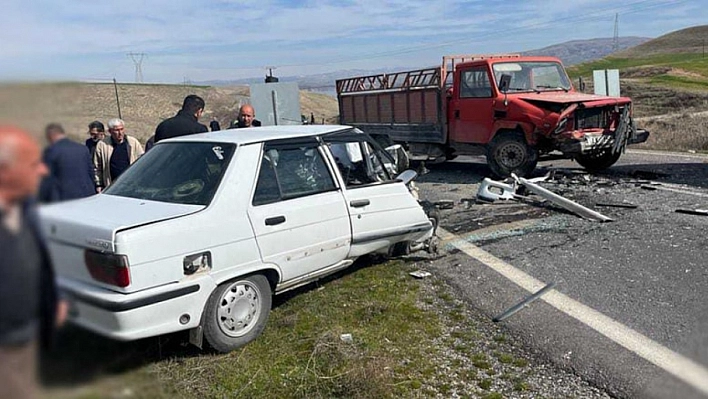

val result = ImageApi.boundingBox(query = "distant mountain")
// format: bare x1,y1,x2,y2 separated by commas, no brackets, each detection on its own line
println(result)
521,37,651,65
197,36,651,93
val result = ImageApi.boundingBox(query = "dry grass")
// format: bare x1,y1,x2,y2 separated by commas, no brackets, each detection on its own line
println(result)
636,113,708,152
0,82,340,146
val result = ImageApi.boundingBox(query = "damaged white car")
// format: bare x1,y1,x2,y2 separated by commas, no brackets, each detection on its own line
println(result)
40,126,436,352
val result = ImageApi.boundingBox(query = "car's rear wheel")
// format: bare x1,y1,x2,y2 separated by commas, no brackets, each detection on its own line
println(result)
575,150,621,172
203,274,272,353
487,131,538,178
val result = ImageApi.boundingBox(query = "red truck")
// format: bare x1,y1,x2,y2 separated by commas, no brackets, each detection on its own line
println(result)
336,54,649,177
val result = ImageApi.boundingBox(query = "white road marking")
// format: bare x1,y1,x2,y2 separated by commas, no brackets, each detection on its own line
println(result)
627,149,708,160
644,184,708,199
438,227,708,396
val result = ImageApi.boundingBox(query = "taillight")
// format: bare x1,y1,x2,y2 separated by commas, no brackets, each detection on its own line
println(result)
84,250,130,287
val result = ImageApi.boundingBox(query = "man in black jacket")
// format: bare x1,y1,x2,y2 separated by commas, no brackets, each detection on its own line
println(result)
154,95,209,143
0,126,67,399
229,104,262,128
39,123,96,202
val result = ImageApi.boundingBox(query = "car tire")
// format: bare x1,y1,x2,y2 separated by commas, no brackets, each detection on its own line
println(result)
202,274,272,353
487,131,538,178
575,150,621,172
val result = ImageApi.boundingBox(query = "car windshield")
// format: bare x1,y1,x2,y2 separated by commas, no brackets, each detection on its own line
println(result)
104,142,236,206
492,62,572,92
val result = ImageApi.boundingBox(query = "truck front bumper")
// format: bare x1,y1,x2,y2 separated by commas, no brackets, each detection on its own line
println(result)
559,129,649,154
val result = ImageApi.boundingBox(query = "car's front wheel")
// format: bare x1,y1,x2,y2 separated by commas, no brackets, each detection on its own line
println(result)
203,274,272,353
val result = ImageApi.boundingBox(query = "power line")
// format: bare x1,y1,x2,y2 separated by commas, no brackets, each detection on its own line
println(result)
127,52,147,83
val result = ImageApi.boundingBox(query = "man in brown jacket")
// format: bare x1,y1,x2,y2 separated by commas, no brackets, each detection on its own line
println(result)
93,118,144,192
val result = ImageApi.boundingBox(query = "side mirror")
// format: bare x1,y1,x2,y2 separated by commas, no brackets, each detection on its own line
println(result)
498,74,512,94
385,144,410,174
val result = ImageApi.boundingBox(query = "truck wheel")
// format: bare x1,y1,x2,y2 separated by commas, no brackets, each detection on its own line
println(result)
487,131,538,178
575,150,621,172
202,274,272,353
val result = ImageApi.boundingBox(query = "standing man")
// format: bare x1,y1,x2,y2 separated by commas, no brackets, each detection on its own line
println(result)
0,126,67,399
38,123,95,203
229,104,261,128
85,120,105,159
93,118,143,192
154,94,208,143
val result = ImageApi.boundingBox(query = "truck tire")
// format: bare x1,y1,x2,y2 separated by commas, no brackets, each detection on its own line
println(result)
202,274,272,353
487,131,538,178
575,150,621,172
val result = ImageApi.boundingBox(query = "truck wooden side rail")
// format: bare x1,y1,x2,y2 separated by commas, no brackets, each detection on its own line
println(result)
337,68,446,145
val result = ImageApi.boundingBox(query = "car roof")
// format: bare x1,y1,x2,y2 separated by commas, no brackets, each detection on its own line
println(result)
161,125,355,145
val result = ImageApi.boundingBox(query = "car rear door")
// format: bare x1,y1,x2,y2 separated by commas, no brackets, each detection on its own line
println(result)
246,138,351,282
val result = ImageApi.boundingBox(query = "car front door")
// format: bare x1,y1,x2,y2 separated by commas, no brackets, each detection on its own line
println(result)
323,131,432,257
450,65,496,144
247,138,350,282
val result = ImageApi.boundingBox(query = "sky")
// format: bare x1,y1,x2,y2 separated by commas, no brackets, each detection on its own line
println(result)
1,0,706,84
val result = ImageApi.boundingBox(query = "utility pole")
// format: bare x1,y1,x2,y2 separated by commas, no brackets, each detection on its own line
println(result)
612,13,619,53
113,78,122,119
127,52,147,83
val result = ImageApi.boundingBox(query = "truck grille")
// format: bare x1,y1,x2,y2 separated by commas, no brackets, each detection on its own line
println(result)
575,107,608,129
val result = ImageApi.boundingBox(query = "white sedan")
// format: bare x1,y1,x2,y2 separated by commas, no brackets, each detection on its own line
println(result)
40,125,436,352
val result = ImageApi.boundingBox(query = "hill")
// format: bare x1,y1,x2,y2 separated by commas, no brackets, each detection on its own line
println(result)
0,83,340,145
568,25,708,91
617,25,708,57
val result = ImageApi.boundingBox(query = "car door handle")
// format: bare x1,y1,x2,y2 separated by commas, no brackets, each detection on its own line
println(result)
454,109,460,119
350,199,370,208
265,216,286,226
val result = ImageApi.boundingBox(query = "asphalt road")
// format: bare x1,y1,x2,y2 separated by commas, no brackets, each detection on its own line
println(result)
415,150,708,399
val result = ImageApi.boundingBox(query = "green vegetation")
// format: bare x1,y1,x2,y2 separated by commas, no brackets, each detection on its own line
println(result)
568,53,708,79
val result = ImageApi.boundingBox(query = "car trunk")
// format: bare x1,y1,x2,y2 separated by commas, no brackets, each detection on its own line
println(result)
40,194,204,291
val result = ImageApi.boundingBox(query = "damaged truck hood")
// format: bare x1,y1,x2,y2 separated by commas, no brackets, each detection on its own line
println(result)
516,92,632,107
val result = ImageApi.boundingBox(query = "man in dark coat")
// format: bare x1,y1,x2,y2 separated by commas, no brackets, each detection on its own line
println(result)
154,94,208,143
85,120,105,159
39,123,96,203
0,125,67,399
